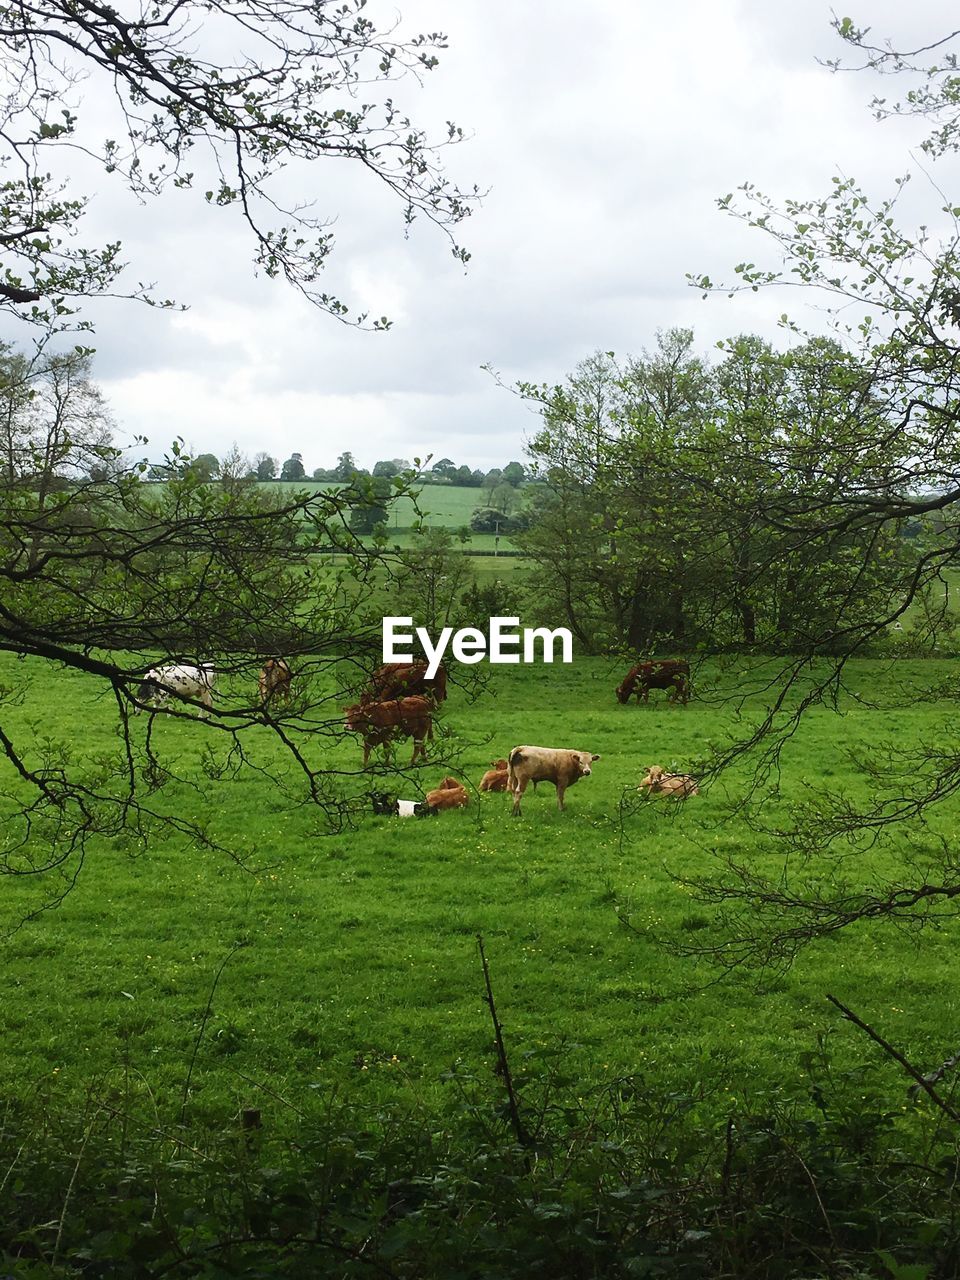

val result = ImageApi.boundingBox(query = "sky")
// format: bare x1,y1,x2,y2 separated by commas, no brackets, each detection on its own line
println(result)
6,1,956,473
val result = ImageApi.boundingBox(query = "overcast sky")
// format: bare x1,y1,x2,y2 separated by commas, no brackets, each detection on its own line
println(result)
12,1,956,473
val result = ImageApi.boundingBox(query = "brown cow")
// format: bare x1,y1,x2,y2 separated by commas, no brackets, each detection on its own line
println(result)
507,745,600,816
425,776,470,810
258,657,292,708
616,659,690,706
344,695,434,766
638,764,699,799
365,661,448,704
479,758,510,792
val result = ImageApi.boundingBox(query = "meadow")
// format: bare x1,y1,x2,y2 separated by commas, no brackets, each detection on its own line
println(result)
1,650,956,1129
258,480,522,551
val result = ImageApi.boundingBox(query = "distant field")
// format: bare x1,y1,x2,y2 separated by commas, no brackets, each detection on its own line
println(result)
0,652,956,1127
259,481,523,551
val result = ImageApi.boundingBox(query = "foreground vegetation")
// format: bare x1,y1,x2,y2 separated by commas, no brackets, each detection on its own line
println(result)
2,654,959,1275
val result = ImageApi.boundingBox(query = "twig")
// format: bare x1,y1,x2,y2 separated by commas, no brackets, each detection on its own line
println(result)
179,941,247,1132
826,993,960,1123
476,935,530,1148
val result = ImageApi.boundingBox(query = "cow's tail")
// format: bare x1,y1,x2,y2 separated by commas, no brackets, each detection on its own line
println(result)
507,748,523,793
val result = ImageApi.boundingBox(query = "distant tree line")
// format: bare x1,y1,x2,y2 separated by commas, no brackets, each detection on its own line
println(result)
152,449,529,489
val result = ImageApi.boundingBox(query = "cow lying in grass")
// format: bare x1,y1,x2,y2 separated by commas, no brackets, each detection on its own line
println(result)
135,663,216,718
479,758,510,792
369,792,438,818
345,695,433,766
425,776,470,810
638,764,699,799
507,745,600,816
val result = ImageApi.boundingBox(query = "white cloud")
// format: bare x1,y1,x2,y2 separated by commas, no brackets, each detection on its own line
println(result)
9,0,953,471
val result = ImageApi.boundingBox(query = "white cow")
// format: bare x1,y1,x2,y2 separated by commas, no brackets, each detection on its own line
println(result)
135,663,216,717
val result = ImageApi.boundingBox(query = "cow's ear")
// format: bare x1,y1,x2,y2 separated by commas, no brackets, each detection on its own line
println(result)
591,754,601,761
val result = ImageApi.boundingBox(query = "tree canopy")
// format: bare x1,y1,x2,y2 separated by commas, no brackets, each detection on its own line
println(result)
0,0,477,331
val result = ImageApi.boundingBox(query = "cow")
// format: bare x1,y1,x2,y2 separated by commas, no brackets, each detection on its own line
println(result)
479,758,510,792
507,745,600,816
135,663,216,717
638,764,699,799
344,695,434,766
398,798,439,818
258,657,292,708
616,659,690,706
425,776,470,810
364,661,448,705
369,792,438,818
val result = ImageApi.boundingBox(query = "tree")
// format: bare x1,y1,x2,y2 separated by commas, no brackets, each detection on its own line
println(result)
431,458,457,479
254,453,277,481
481,469,503,504
386,528,474,635
517,331,911,655
0,345,115,513
280,452,306,482
188,453,220,483
0,0,476,331
501,461,526,487
0,1,481,896
488,482,520,516
372,460,400,478
348,476,392,534
334,452,358,482
675,18,960,967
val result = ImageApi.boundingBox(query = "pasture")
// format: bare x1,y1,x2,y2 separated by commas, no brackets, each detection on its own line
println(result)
0,651,957,1129
259,480,522,551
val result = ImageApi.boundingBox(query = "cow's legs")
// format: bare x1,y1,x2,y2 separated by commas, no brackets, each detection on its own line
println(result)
511,778,528,816
556,783,566,811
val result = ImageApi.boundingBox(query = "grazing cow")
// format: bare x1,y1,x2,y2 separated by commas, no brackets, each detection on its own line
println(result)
616,659,690,706
258,657,292,708
365,661,448,704
479,758,510,793
638,764,699,799
135,663,216,717
425,776,470,810
345,695,434,766
507,745,600,816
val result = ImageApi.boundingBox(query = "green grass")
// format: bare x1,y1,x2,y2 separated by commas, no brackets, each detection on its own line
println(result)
0,654,957,1126
260,481,522,551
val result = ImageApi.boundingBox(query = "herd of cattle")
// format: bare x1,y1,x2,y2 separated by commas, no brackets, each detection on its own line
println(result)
132,655,697,816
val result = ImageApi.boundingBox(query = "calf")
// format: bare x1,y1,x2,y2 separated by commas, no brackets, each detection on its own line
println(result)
345,695,434,766
479,758,510,792
135,663,216,718
258,657,292,708
365,660,448,704
616,659,690,706
425,776,470,810
369,792,438,818
638,764,699,799
507,745,600,816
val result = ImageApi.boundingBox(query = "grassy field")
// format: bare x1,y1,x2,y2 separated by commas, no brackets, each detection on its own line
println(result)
0,652,956,1130
260,480,523,551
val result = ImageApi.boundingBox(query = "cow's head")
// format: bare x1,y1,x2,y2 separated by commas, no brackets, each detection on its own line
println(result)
615,683,630,704
344,703,365,731
574,752,600,777
639,765,665,792
369,791,396,816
